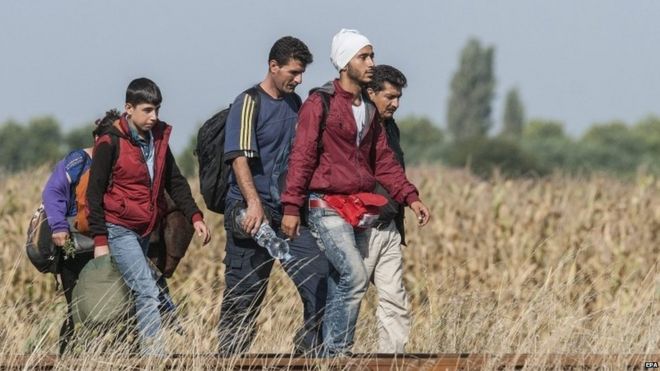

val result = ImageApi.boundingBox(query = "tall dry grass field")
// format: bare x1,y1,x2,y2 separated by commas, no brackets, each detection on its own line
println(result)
0,166,657,369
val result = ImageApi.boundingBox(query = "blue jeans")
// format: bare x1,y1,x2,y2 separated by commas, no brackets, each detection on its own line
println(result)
306,195,369,356
107,223,164,355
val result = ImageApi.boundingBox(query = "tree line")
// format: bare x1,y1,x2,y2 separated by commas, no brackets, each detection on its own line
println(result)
408,38,660,178
0,117,95,174
2,38,659,178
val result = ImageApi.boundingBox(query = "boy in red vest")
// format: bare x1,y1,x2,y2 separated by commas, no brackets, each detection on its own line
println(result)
87,77,210,355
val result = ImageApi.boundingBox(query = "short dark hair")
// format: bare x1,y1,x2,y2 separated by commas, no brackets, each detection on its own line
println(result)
125,77,162,106
367,65,407,92
93,109,121,137
268,36,313,67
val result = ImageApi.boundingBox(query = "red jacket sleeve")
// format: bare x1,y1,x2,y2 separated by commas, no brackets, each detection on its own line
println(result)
373,120,420,206
281,94,325,216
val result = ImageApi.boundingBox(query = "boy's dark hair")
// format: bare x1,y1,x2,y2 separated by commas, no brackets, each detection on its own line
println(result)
268,36,313,67
367,65,408,92
93,109,121,137
125,77,162,106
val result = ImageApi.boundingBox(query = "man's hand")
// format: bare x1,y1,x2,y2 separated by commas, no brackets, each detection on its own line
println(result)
409,200,431,227
281,214,301,239
94,245,109,258
52,231,69,247
193,220,212,245
243,200,265,235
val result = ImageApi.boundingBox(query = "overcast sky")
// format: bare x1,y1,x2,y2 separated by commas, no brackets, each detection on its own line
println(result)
2,0,659,153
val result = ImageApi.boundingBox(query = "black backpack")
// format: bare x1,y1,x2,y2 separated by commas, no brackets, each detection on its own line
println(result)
196,87,261,214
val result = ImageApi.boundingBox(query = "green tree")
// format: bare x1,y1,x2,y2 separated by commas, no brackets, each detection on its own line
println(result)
447,38,495,141
577,121,642,174
632,115,660,155
523,119,566,140
177,134,197,178
27,116,63,167
520,119,578,173
0,116,63,172
0,120,26,172
501,87,525,140
631,115,660,173
65,123,96,151
444,137,539,178
397,115,445,165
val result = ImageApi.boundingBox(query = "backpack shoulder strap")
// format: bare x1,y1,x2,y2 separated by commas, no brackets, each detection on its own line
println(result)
244,86,261,127
292,92,303,110
315,91,331,153
66,149,91,186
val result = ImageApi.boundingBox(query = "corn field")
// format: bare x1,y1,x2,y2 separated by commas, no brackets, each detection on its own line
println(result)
0,165,657,369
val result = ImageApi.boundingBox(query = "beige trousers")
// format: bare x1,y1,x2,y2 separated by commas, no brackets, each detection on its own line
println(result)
360,221,411,353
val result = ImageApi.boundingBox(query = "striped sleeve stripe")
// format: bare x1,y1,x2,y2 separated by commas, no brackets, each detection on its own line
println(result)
240,94,256,150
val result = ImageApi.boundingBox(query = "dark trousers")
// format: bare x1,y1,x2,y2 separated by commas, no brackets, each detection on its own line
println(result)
58,251,94,355
217,209,329,355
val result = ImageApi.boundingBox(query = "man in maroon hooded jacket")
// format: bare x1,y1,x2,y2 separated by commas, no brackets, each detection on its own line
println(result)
281,29,430,356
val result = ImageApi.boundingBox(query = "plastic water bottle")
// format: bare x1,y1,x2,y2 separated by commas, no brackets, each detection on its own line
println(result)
235,209,293,261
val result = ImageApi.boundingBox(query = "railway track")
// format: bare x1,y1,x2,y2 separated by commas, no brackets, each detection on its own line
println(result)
1,353,658,370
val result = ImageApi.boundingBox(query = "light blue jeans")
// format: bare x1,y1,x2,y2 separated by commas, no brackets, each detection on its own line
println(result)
306,195,369,356
107,223,164,355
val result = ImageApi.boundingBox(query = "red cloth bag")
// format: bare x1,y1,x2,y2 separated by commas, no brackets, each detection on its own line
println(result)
323,193,388,228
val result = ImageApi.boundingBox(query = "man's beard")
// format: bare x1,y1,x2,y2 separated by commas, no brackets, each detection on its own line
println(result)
347,63,372,85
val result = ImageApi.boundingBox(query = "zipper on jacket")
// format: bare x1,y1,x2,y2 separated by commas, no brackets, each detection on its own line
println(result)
356,94,377,192
132,130,157,233
355,142,365,192
145,127,169,237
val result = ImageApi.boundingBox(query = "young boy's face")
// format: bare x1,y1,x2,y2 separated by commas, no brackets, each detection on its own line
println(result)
126,103,159,133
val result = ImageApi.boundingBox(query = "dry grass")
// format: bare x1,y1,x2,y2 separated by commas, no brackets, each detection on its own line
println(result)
0,165,658,369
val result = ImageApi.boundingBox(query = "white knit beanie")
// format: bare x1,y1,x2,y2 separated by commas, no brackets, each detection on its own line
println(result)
330,29,371,71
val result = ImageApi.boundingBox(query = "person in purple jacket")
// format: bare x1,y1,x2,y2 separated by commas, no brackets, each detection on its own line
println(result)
42,113,116,355
43,110,180,355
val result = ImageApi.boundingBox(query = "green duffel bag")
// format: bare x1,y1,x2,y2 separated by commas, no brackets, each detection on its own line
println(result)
72,254,132,326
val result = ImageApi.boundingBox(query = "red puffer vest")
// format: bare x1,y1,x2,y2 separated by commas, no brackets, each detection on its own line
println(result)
100,115,171,236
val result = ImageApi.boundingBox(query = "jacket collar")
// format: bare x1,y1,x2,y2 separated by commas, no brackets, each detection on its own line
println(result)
346,80,377,143
311,79,377,141
330,79,376,122
116,113,167,145
333,79,354,98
